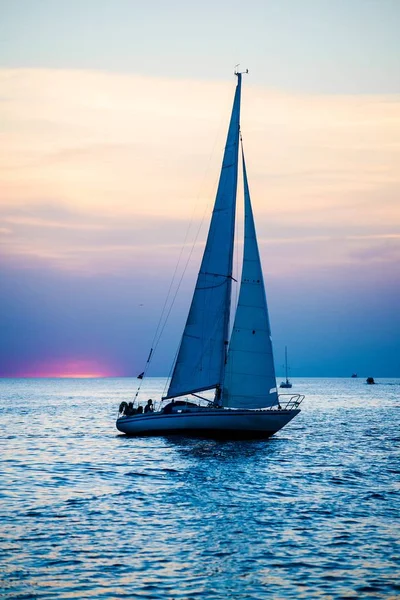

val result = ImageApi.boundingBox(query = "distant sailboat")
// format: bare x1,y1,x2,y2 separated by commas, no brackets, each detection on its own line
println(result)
279,346,293,389
116,71,304,438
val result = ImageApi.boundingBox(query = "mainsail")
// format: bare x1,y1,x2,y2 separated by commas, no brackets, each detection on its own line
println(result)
165,74,242,399
222,142,278,409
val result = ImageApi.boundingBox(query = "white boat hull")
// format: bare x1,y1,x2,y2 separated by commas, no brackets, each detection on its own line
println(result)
116,408,300,438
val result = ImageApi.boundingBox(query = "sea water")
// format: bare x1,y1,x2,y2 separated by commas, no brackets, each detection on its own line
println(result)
0,377,399,599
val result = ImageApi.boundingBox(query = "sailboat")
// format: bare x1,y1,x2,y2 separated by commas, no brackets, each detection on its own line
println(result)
116,71,304,438
279,346,293,389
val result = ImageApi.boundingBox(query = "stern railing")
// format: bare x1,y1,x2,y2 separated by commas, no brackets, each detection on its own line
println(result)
277,394,305,410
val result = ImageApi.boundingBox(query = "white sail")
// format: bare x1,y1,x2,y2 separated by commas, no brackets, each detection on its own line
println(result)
165,74,243,399
222,143,278,409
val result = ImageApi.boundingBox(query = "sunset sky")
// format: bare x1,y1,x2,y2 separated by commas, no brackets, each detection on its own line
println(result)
1,0,399,377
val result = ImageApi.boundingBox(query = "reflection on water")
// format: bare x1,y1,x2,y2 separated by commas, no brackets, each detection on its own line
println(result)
0,377,399,599
164,436,274,460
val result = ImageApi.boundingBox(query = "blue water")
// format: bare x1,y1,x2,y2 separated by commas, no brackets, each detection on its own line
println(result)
1,377,399,599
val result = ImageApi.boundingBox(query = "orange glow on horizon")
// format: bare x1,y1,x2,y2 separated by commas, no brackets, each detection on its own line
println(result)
43,373,108,379
12,359,119,379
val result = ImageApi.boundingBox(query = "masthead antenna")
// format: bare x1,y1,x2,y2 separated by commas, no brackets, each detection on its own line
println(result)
234,64,249,76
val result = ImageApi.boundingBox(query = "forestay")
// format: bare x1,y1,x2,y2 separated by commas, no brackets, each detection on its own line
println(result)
165,74,242,399
222,144,278,409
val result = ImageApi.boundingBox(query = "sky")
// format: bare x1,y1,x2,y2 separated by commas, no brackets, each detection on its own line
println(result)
0,0,399,378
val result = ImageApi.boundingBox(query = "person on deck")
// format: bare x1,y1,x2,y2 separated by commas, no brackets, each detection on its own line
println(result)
126,402,137,416
144,399,154,413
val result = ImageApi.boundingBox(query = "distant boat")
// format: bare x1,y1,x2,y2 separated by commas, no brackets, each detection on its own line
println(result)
116,71,304,438
366,377,375,385
351,373,358,378
279,346,293,389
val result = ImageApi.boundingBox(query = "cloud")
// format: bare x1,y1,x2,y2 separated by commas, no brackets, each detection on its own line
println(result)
0,67,399,280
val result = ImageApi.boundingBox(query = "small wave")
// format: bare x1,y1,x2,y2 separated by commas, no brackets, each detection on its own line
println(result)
25,511,44,517
331,477,345,485
364,492,386,500
46,558,82,566
65,497,89,505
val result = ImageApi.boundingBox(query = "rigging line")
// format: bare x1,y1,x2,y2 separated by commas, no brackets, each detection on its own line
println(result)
150,167,220,356
149,198,200,352
140,85,238,399
136,115,227,396
151,116,235,371
152,207,209,362
161,90,240,367
162,342,179,398
133,88,229,371
160,181,224,398
133,239,197,402
133,217,199,402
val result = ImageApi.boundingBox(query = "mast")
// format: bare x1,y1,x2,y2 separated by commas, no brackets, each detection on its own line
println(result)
164,73,242,400
285,346,288,382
